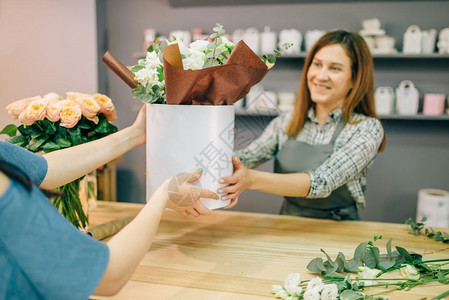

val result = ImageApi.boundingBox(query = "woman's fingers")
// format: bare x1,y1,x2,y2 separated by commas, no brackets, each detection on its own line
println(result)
200,188,219,200
226,195,239,209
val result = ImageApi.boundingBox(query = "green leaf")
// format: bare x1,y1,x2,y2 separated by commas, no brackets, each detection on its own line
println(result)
130,65,145,72
378,254,396,270
307,257,327,273
435,231,443,241
345,260,363,272
339,290,365,300
26,136,47,152
335,252,347,272
41,141,61,152
67,127,82,145
396,246,413,262
364,250,376,268
43,119,57,135
371,246,381,266
354,242,368,261
0,124,18,137
8,135,28,147
18,124,42,136
437,270,449,284
55,136,71,148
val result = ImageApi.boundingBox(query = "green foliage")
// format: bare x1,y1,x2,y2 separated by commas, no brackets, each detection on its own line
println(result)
406,217,449,243
0,124,18,137
307,238,423,275
4,114,117,154
260,42,293,65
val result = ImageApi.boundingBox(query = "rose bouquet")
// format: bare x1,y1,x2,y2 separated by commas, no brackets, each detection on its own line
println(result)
1,92,118,228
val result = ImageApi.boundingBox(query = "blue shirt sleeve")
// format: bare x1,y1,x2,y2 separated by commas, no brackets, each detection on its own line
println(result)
0,141,47,185
0,182,109,300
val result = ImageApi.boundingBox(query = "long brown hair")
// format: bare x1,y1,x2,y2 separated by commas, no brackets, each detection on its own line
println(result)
285,30,386,151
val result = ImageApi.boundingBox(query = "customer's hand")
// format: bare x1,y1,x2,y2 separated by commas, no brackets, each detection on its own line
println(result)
217,156,251,209
166,169,219,217
130,105,146,146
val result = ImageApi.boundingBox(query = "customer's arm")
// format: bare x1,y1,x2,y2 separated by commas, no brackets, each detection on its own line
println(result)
40,106,146,190
93,171,218,296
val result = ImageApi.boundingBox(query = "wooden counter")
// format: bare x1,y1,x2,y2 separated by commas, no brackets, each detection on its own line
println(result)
90,201,449,300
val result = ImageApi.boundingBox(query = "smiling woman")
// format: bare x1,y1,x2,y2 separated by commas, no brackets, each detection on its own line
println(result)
220,30,386,221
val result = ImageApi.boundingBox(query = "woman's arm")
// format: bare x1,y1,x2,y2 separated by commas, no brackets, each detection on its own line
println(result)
219,156,311,208
93,171,218,296
40,106,146,190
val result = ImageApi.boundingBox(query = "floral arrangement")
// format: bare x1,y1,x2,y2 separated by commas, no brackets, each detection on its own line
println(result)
271,235,449,300
129,23,288,104
1,92,118,228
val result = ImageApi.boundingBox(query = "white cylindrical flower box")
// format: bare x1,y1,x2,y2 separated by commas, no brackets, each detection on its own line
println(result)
146,104,234,209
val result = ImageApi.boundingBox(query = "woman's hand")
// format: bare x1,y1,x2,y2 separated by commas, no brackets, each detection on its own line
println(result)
165,169,219,217
218,156,252,209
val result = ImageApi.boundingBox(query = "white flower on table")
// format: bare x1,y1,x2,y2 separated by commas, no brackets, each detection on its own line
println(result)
271,284,284,294
303,289,320,300
284,273,302,296
400,264,420,280
320,283,338,300
274,289,290,299
356,266,381,286
306,277,324,293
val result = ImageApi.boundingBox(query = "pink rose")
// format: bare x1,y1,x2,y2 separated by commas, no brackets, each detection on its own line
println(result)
46,101,62,122
74,94,101,124
6,96,41,119
43,92,62,101
58,100,82,128
92,93,117,121
18,99,48,126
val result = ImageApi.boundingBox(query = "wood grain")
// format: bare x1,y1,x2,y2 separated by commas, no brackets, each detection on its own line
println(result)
90,201,449,300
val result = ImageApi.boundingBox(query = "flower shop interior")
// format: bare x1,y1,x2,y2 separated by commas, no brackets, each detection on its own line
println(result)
1,0,449,225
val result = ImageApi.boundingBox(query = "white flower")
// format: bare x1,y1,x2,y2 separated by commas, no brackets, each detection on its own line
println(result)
183,50,205,70
134,67,160,86
320,284,338,300
271,284,284,294
306,277,324,293
189,39,209,53
303,289,320,300
220,36,234,47
145,51,162,69
285,285,302,297
284,273,301,289
400,264,420,280
356,266,381,286
274,289,290,299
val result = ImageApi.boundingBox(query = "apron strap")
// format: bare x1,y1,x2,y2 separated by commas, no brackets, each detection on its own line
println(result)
329,118,345,144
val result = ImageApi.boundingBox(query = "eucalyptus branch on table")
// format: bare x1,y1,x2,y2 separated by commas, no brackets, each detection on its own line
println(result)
272,236,449,300
406,217,449,243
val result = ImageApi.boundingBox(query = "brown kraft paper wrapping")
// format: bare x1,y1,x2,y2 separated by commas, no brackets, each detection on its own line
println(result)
163,40,269,105
87,216,133,241
102,51,138,89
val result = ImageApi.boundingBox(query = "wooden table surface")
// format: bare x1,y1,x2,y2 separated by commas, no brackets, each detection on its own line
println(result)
90,201,449,300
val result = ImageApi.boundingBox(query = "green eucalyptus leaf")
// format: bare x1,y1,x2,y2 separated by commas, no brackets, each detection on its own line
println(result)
364,250,376,268
323,260,339,275
396,246,413,262
335,252,347,272
209,33,218,39
378,254,396,270
437,270,449,284
130,65,145,72
345,259,363,272
0,124,18,137
339,290,365,300
354,242,368,261
307,257,327,273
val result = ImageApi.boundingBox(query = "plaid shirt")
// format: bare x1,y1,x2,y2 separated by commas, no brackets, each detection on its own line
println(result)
235,108,384,208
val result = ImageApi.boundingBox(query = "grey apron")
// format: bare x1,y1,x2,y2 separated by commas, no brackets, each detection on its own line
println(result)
274,119,359,220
